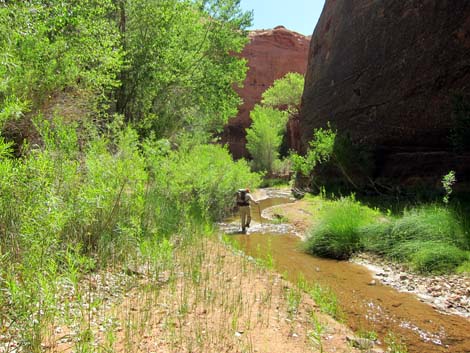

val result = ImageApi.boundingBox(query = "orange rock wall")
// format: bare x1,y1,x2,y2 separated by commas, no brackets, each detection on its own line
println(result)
223,26,310,159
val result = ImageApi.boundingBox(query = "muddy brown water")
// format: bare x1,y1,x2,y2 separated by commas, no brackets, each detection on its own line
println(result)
222,194,470,353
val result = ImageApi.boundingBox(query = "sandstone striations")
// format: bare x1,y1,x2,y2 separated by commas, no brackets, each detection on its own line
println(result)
223,26,310,159
300,0,470,190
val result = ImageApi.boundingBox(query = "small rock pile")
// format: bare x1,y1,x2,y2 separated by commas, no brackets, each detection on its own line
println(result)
352,253,470,318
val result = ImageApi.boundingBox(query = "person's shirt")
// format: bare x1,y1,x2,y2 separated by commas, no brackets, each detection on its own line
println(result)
245,193,258,205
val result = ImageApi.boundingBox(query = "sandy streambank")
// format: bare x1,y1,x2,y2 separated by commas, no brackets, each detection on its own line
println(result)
47,236,360,353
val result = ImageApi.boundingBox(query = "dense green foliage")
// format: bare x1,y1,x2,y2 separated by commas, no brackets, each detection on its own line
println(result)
290,126,335,178
0,1,258,349
0,0,122,124
303,196,379,260
0,120,260,349
304,196,470,274
246,73,304,174
261,72,304,115
246,105,288,173
360,206,469,273
0,0,251,139
117,0,251,138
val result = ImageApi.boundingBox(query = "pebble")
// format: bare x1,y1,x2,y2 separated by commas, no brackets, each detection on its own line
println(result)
346,335,375,349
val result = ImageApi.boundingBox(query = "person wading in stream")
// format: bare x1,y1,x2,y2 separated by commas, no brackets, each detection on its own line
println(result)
236,188,259,233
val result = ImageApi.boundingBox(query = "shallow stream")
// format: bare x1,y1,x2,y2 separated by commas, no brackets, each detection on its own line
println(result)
219,190,470,353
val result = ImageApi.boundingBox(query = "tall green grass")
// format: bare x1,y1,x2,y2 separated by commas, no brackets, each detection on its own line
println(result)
304,196,470,274
303,195,380,260
360,206,469,274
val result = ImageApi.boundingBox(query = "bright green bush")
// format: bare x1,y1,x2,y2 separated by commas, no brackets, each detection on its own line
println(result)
358,205,469,273
304,197,469,273
144,141,261,236
246,105,288,173
304,196,380,260
290,125,335,179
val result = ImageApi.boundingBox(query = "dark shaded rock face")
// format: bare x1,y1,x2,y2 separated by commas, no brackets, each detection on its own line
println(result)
223,26,310,159
300,0,470,190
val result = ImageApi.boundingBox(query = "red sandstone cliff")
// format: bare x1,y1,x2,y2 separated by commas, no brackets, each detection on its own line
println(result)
223,26,310,159
300,0,470,190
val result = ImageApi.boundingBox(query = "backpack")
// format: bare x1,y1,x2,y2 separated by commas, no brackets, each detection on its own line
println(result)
236,189,249,207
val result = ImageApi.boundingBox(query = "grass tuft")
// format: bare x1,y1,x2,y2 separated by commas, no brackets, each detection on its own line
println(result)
410,242,468,274
304,196,379,260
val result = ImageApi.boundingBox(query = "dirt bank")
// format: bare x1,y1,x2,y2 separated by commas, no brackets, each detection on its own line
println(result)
45,236,361,353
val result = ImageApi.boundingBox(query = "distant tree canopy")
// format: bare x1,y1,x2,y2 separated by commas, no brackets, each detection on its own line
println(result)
261,72,304,115
246,105,288,173
245,72,304,173
0,0,252,139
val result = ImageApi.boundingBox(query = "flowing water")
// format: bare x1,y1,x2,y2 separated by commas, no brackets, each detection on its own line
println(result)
219,191,470,353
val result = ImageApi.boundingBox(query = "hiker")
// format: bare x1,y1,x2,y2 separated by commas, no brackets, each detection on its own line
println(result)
236,188,259,232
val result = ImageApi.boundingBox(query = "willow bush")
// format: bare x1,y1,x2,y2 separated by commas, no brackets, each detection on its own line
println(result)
0,118,260,350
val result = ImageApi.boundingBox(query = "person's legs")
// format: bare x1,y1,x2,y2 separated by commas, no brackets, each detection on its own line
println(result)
245,206,251,227
240,206,247,231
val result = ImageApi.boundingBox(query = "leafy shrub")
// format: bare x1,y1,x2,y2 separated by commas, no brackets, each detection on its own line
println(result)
304,196,379,260
144,142,261,236
290,125,335,178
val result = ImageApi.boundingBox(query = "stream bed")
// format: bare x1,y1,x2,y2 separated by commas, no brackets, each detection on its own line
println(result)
219,191,470,353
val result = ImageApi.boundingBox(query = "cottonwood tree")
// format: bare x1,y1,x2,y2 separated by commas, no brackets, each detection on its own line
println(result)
245,72,304,173
0,0,122,126
246,105,288,173
115,0,252,139
261,72,304,115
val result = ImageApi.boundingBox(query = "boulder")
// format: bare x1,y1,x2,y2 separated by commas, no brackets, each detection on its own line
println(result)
223,26,310,159
300,0,470,190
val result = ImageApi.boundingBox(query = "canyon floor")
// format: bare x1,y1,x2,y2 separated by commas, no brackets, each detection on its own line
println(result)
43,234,361,353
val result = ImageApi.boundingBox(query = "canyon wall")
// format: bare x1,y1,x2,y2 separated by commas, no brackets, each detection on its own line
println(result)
300,0,470,190
223,26,310,159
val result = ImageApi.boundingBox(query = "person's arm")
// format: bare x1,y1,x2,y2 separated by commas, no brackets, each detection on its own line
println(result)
247,193,259,205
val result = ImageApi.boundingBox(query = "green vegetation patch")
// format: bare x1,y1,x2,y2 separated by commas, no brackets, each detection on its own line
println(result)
304,196,470,274
304,196,380,260
410,242,468,274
